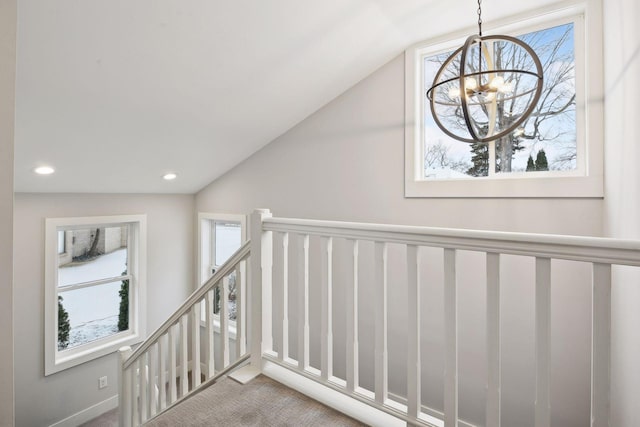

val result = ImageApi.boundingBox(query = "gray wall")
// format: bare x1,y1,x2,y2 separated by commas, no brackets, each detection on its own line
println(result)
603,0,640,425
0,0,16,425
13,193,195,427
195,52,603,426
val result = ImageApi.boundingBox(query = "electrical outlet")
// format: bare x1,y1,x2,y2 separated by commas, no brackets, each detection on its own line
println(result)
98,376,108,389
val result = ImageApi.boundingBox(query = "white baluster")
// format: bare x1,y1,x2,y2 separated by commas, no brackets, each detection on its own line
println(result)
250,209,273,368
205,289,215,378
179,315,189,397
118,346,132,427
407,245,421,421
444,248,458,427
129,362,140,426
298,234,310,371
591,263,611,427
374,242,388,404
279,233,289,362
148,344,157,417
132,358,140,426
535,257,551,427
140,352,148,422
221,278,230,368
236,261,246,357
346,239,359,393
168,323,178,404
321,236,334,381
486,253,501,427
158,335,167,411
191,302,201,388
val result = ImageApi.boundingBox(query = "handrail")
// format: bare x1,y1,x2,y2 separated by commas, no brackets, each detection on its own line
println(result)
123,239,251,369
263,217,640,266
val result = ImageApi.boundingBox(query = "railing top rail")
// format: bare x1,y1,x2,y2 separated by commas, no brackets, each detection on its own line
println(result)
263,217,640,266
123,240,251,368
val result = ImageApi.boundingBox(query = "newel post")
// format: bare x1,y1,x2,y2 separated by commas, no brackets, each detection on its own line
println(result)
118,346,133,427
250,209,273,369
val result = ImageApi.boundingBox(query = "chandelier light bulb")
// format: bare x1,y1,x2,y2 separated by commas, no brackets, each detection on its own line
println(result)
448,86,461,98
489,76,505,90
464,77,478,91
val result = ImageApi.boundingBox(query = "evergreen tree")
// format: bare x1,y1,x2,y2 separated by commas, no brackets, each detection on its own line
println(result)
118,269,129,331
526,155,535,171
466,142,489,177
535,149,549,171
58,296,71,350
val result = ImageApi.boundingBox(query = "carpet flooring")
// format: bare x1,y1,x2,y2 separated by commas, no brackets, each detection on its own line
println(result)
145,375,367,427
82,375,367,426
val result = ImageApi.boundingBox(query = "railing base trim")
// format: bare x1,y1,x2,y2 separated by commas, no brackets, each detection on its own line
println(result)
229,364,262,385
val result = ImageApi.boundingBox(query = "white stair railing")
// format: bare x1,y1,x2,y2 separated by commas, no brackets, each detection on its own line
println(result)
119,208,640,427
118,240,251,427
254,211,640,427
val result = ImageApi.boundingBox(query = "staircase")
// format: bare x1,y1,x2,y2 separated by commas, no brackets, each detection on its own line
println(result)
119,208,640,426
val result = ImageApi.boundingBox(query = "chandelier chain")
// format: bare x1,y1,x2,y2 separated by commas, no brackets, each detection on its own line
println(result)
477,0,483,36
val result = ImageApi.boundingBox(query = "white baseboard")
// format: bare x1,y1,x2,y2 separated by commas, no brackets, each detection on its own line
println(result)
49,395,118,427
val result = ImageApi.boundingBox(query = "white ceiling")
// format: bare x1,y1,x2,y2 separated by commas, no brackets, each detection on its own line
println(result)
14,0,558,193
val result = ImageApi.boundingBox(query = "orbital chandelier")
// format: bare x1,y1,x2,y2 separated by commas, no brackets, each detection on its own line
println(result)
426,0,544,143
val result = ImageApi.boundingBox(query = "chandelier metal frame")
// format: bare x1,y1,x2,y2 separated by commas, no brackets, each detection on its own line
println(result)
426,0,544,144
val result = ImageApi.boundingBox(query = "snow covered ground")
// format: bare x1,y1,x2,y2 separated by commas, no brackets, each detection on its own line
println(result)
58,248,127,287
58,249,127,348
68,315,119,348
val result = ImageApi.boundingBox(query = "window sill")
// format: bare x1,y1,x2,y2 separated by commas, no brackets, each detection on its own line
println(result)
46,331,143,376
200,317,238,341
405,173,603,198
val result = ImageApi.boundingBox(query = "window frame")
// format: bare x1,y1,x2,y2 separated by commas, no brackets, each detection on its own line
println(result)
197,212,247,287
404,2,603,198
44,214,147,375
197,212,247,336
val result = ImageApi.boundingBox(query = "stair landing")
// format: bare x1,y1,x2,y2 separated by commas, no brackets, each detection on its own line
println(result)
145,374,367,426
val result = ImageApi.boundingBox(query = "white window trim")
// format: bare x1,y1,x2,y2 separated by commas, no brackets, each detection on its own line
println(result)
404,1,603,198
197,212,247,338
44,214,147,375
197,212,247,286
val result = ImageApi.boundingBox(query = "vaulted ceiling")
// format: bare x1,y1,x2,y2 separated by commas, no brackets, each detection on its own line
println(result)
14,0,558,193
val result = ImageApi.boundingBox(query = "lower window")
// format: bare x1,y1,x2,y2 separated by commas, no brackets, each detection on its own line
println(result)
45,215,147,375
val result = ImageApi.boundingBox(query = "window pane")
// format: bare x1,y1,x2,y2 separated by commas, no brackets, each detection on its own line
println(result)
214,222,241,266
57,230,66,254
422,22,576,178
58,226,128,287
212,271,237,321
57,279,128,350
423,49,480,178
497,23,576,174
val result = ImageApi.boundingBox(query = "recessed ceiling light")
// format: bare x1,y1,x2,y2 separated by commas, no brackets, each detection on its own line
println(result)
34,166,55,175
163,173,177,181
